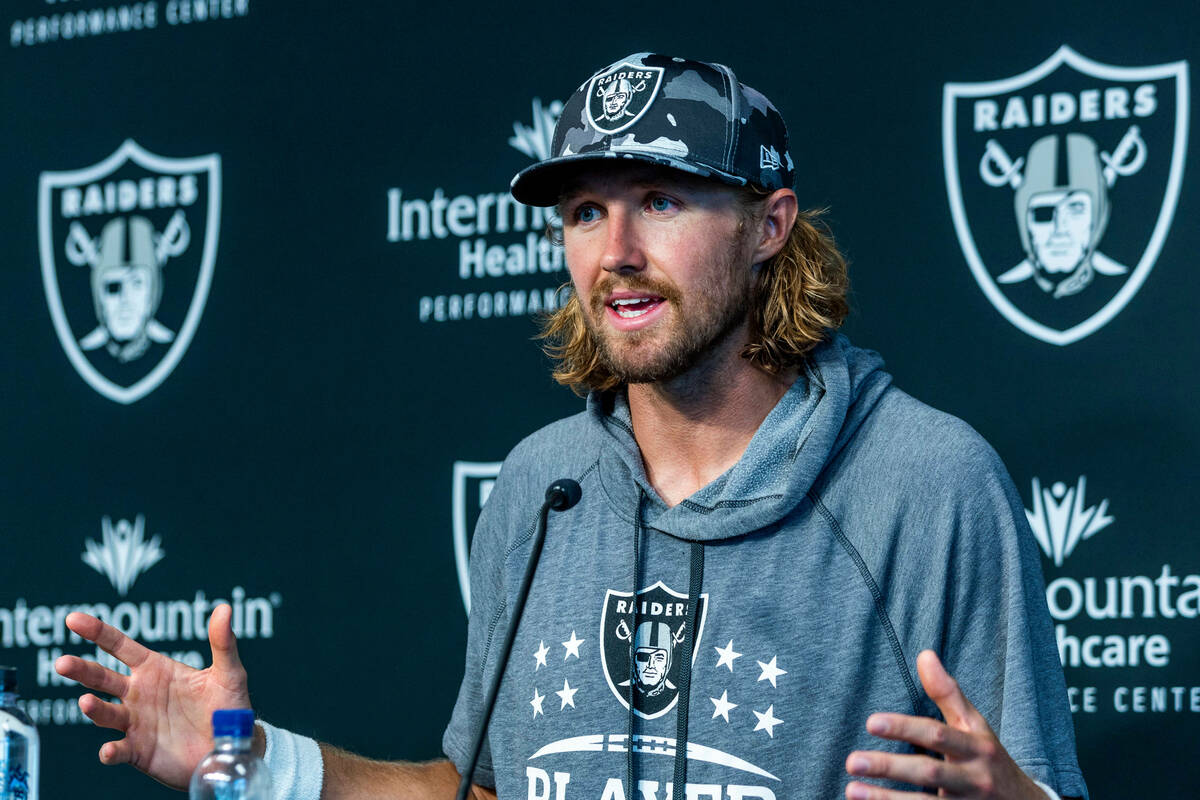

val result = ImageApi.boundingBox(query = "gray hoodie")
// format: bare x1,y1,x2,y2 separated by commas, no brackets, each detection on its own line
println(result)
444,335,1087,799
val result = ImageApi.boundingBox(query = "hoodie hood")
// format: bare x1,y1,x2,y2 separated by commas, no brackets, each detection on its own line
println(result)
588,334,892,542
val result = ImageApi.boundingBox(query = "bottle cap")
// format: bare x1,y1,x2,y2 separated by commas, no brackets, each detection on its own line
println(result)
212,708,254,738
0,667,16,693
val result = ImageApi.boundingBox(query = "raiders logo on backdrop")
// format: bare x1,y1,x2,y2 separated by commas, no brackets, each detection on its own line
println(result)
586,62,665,135
943,46,1188,345
600,581,708,719
39,140,221,403
452,460,503,613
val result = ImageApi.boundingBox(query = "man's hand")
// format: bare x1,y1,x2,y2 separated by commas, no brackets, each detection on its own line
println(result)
844,650,1047,799
54,603,251,790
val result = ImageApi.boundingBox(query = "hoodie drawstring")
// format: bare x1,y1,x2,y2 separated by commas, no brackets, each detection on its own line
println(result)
672,541,704,800
627,491,707,800
626,492,644,798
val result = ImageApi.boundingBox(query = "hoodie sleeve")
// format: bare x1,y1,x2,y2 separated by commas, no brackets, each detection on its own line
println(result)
937,443,1089,799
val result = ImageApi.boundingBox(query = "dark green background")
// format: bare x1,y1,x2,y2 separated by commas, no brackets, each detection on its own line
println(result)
1,1,1196,796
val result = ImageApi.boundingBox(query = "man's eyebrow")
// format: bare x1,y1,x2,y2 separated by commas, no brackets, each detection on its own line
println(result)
559,173,688,201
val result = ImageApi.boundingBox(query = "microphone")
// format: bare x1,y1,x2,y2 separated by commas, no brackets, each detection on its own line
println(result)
545,479,582,511
456,478,582,800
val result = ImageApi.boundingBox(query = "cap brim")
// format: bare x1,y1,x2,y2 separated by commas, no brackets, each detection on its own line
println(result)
510,151,749,207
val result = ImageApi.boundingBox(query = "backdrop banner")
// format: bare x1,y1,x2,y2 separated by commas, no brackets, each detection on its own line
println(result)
1,2,1195,797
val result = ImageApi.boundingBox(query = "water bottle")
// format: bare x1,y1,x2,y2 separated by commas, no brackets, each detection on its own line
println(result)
0,666,38,800
188,709,272,800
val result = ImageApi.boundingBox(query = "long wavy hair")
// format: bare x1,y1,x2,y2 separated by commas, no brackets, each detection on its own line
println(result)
539,194,850,395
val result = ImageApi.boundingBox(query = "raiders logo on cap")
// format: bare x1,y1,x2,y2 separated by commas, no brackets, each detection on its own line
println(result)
586,62,665,135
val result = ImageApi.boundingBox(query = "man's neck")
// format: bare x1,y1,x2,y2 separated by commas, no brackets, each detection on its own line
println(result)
627,331,797,508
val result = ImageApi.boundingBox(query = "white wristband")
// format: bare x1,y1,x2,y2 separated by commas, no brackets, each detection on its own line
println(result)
257,719,324,800
1032,778,1062,800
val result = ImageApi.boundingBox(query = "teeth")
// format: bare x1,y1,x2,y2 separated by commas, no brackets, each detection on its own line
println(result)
609,296,661,319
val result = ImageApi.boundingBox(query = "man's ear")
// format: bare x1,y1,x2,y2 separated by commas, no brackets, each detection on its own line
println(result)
750,189,799,264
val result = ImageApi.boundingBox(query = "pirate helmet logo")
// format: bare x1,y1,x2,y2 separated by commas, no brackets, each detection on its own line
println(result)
632,620,674,698
586,62,665,135
39,140,220,403
600,581,708,719
943,46,1188,345
69,213,189,362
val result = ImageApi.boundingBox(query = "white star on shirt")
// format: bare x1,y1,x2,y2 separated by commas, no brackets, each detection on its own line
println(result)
714,639,742,671
556,678,578,710
530,687,545,718
710,690,737,723
753,704,782,738
757,655,787,688
533,640,549,670
563,630,585,660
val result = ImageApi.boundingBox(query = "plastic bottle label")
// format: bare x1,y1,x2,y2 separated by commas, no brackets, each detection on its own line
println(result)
5,764,30,800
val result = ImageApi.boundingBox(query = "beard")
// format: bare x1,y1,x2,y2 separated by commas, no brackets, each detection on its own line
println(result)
582,236,753,385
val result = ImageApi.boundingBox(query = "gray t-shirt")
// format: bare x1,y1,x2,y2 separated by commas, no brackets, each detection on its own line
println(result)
444,336,1088,799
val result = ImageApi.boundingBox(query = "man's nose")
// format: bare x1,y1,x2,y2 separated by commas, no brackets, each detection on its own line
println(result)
600,208,647,274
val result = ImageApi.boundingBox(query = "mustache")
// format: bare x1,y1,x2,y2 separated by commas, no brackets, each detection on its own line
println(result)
588,276,681,314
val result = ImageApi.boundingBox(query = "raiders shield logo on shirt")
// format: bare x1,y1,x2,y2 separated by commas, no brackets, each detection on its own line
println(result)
38,140,221,403
586,61,665,135
600,581,708,719
943,46,1188,345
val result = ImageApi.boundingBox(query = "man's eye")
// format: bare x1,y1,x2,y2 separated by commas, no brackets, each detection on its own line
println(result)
576,206,599,223
1030,207,1055,223
649,196,674,212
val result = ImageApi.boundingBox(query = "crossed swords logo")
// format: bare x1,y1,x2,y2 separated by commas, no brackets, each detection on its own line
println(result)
64,209,190,353
980,124,1147,190
979,125,1146,286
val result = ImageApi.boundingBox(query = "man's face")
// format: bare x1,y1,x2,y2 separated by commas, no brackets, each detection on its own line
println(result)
560,163,756,384
634,646,669,688
97,265,153,340
1026,189,1094,275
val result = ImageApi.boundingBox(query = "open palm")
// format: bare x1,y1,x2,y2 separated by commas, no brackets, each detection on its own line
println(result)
54,603,251,790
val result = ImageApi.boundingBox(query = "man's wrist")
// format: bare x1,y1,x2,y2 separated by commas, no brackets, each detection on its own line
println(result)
252,720,267,759
257,719,324,800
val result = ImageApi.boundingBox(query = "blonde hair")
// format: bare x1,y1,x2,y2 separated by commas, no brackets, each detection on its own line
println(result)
539,200,850,395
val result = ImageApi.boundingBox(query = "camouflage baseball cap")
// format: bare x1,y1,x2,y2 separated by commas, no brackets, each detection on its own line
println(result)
510,52,794,207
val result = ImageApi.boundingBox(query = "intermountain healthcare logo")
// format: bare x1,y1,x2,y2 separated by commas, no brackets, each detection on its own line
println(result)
1025,476,1113,567
39,140,220,403
452,460,502,613
0,512,282,727
1023,475,1200,716
943,47,1189,344
82,514,165,596
388,99,568,325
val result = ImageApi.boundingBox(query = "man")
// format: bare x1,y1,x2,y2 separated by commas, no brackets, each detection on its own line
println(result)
56,53,1087,800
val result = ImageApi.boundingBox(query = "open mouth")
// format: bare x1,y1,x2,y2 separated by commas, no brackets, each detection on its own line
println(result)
609,296,664,319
